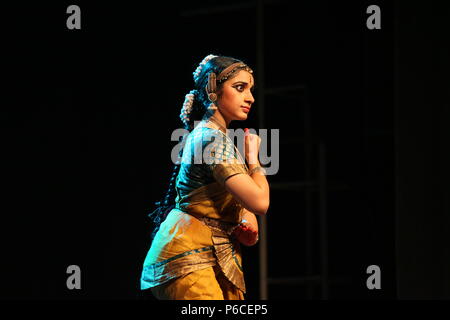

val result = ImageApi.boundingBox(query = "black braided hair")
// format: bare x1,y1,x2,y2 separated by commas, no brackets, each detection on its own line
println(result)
148,55,247,241
148,147,182,242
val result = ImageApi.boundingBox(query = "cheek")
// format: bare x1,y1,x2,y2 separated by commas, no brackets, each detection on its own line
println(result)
221,89,241,106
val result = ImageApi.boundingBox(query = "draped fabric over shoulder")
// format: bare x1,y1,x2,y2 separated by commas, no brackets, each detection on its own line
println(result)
141,122,249,300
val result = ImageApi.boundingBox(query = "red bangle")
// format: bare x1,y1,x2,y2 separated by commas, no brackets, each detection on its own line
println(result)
240,225,250,232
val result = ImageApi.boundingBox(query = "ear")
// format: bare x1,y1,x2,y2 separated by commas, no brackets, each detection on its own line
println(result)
215,86,224,97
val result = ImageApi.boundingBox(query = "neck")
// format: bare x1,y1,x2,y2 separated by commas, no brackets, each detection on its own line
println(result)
202,110,230,132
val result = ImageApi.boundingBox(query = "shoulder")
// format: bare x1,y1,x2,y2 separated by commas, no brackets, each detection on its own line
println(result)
182,126,236,165
188,126,226,148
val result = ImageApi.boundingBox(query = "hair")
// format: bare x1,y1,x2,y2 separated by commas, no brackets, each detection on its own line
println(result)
147,54,246,242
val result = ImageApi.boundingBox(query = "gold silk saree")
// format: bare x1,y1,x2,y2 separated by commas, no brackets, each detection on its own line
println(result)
141,124,249,300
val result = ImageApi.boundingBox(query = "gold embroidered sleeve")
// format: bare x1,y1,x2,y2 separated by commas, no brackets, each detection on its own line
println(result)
203,129,247,186
213,162,248,187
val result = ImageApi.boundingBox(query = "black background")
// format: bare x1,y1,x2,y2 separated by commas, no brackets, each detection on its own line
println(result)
1,1,449,300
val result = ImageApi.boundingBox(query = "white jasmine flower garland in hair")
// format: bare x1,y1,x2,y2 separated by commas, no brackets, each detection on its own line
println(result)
179,89,197,128
192,54,217,82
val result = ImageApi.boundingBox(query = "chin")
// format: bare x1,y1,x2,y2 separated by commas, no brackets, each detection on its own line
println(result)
235,113,248,121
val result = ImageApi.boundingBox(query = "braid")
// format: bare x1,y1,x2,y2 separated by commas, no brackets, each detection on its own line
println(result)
148,147,183,241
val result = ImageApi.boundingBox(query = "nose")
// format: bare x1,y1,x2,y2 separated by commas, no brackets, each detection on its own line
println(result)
245,91,255,105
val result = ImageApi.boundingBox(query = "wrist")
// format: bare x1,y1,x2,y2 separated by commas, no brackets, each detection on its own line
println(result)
248,166,266,176
247,159,261,170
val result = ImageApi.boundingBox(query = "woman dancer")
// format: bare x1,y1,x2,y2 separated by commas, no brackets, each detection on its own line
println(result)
140,54,270,300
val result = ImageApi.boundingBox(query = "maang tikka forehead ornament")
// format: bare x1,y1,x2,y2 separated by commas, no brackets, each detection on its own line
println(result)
205,62,254,102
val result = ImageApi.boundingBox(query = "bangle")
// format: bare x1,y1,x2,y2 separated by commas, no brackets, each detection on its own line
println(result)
248,166,266,176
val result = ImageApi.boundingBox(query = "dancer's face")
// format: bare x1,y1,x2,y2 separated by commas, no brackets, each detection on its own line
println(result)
216,70,255,123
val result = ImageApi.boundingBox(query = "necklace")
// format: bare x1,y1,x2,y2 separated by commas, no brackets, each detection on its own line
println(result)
202,117,247,170
205,116,227,133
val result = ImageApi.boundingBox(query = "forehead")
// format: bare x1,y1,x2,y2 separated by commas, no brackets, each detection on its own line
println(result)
228,70,254,85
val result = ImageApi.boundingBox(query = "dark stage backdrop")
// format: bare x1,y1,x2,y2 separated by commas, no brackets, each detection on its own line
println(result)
0,1,448,300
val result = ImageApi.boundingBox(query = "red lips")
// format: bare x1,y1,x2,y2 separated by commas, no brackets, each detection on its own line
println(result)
241,106,250,112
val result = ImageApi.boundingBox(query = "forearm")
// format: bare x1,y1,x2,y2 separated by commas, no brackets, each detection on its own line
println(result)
248,159,270,206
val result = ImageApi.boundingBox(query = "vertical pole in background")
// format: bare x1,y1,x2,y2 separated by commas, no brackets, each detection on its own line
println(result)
256,0,268,300
304,89,314,299
319,142,329,299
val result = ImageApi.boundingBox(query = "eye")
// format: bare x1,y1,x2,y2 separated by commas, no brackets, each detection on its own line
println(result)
234,84,245,92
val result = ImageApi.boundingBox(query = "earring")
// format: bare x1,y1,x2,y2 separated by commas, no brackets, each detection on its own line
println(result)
206,72,218,102
207,92,217,102
208,103,218,111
